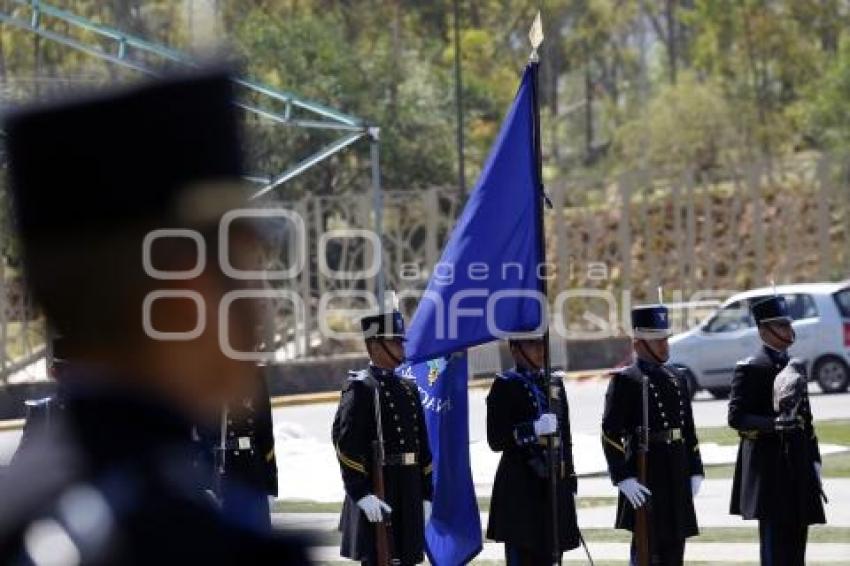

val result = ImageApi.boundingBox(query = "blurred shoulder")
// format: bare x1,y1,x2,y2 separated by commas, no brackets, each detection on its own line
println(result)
488,371,523,398
610,364,642,386
342,369,372,394
735,350,770,370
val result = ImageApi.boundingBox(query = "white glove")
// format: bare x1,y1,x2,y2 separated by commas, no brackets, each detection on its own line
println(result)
423,500,432,526
533,413,558,436
618,478,651,509
357,494,392,523
690,475,704,497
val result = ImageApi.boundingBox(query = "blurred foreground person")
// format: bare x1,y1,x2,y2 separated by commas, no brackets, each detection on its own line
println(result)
332,310,433,565
728,295,825,566
0,70,309,564
601,305,703,566
485,335,580,565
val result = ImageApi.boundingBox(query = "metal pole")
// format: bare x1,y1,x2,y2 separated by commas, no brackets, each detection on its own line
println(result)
529,56,560,566
370,127,385,308
453,0,466,196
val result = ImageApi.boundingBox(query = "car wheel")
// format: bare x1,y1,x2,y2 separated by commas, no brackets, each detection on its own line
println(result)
707,387,730,400
813,356,850,394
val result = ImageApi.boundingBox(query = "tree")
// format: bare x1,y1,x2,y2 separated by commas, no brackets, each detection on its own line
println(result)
804,41,850,149
614,73,738,173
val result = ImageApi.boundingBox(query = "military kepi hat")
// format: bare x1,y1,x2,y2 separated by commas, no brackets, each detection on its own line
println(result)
360,310,406,341
631,304,672,339
751,295,792,325
4,67,244,245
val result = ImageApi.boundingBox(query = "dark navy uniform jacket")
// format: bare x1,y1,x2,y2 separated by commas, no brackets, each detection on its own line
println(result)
197,374,278,530
485,368,580,554
601,359,704,545
332,365,433,565
728,346,825,525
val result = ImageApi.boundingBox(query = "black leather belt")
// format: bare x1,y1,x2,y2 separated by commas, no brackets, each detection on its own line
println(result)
648,428,683,443
384,452,418,466
739,428,799,440
537,436,561,447
223,437,252,451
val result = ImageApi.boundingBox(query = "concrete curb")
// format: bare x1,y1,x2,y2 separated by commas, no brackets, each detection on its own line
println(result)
0,419,24,432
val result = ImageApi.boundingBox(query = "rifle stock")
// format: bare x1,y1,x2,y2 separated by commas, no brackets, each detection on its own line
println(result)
634,375,651,566
371,440,397,566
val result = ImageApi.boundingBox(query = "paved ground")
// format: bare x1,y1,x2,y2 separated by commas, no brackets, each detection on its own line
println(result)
275,381,850,563
2,379,848,563
2,378,847,466
274,380,850,450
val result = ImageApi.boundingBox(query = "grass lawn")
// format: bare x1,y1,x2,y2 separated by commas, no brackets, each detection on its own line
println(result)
273,500,342,513
697,418,850,479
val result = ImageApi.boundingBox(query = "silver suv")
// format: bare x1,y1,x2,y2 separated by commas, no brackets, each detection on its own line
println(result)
669,282,850,399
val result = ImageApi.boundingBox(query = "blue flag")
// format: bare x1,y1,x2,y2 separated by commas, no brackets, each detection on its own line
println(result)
400,65,543,565
399,353,481,566
405,65,543,364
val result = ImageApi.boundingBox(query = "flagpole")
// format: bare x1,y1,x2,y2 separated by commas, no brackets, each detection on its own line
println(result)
527,12,560,566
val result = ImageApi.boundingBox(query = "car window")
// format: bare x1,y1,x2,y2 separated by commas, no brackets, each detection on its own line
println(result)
704,300,752,333
783,293,818,320
834,288,850,318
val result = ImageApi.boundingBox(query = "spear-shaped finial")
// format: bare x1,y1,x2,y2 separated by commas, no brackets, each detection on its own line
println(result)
385,289,399,311
528,11,544,62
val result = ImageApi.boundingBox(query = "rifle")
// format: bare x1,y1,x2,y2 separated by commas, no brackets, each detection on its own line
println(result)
371,386,399,566
546,369,561,566
634,374,651,566
213,405,228,501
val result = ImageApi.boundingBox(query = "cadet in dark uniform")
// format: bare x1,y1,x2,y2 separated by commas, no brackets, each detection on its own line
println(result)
223,370,278,526
0,70,308,564
601,305,704,566
486,335,580,565
332,310,433,565
728,295,826,566
200,369,278,530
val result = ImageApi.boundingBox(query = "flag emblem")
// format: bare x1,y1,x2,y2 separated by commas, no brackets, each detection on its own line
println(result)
426,358,446,386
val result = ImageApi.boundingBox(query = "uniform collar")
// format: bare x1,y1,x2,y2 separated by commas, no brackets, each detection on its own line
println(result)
762,344,789,369
636,357,668,378
369,364,398,380
507,366,546,386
